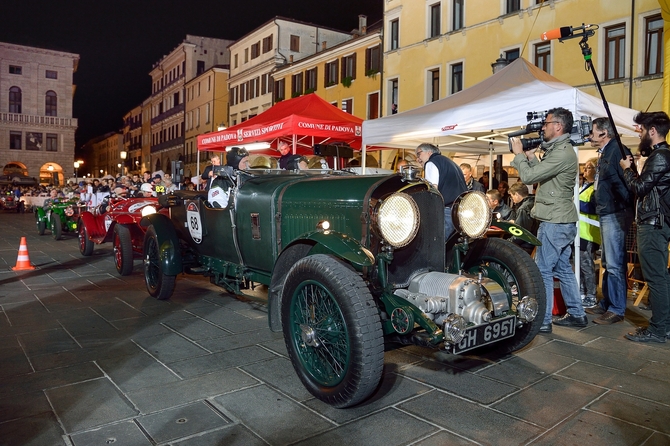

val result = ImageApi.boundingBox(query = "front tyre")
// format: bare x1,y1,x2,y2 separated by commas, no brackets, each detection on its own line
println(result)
113,224,134,276
36,211,46,235
50,214,62,240
143,226,175,300
281,254,384,408
78,219,94,256
462,238,546,354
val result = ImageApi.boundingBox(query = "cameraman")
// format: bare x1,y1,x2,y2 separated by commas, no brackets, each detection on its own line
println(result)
620,111,670,343
510,107,586,333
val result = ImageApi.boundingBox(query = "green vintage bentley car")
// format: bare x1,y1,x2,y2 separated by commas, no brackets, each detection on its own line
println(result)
36,199,86,240
142,167,545,408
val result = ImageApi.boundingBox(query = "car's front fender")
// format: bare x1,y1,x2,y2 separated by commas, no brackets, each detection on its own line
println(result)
35,207,47,221
143,213,183,276
489,221,541,246
300,230,374,267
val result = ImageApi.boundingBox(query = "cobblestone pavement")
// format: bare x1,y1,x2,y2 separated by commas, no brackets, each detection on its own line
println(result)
0,212,668,446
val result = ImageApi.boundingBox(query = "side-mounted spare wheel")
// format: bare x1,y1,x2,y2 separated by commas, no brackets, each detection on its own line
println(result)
281,254,384,408
462,237,546,354
143,225,176,300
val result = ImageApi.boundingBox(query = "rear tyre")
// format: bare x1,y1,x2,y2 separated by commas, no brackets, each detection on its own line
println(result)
143,226,176,300
78,219,94,256
113,224,134,276
281,254,384,408
50,214,62,240
462,237,546,354
36,211,46,235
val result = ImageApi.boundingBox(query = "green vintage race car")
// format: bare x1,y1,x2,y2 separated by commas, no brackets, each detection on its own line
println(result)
142,166,545,408
36,199,86,240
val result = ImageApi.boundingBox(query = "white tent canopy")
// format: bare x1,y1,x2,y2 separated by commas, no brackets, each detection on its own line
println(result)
362,58,639,154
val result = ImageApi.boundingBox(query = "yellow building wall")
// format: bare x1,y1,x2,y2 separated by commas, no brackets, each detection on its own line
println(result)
385,0,662,115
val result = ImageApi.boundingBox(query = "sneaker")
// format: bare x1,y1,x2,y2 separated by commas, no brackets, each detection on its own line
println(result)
581,297,597,308
553,313,588,327
585,305,606,315
625,327,666,343
593,311,624,325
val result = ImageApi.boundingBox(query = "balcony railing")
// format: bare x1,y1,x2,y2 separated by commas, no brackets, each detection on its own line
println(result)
0,112,78,127
151,136,185,153
151,103,185,125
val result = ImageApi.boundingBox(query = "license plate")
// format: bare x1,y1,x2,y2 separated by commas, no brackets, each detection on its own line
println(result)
452,316,516,354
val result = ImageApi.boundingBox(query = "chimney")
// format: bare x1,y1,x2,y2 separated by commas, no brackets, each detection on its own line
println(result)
322,41,327,51
359,15,367,34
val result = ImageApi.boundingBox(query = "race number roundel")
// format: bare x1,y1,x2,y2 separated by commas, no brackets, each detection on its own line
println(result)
186,201,202,244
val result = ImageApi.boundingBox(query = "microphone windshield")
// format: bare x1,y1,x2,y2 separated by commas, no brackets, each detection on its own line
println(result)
540,26,572,41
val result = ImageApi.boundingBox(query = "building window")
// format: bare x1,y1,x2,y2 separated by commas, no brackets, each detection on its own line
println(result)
10,131,21,150
197,60,205,75
46,134,58,151
262,35,273,53
261,73,272,95
305,68,318,93
342,98,353,114
244,48,249,63
206,103,211,124
368,92,379,120
251,42,260,59
46,70,58,79
290,35,300,52
451,62,463,94
292,73,303,97
234,54,238,68
605,23,626,80
27,132,42,150
9,86,22,113
390,19,400,50
365,45,381,74
504,48,520,63
429,69,440,102
274,79,285,101
342,54,356,80
506,0,520,14
534,42,551,73
325,60,339,86
452,0,464,31
389,78,399,114
45,90,57,116
9,65,22,75
430,3,441,38
230,86,238,105
645,14,663,76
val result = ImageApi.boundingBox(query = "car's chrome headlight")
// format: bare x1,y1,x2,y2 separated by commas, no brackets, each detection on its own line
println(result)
141,205,157,217
452,191,491,238
376,192,420,248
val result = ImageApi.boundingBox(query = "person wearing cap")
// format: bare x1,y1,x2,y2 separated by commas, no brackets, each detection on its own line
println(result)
226,146,250,171
277,141,292,169
139,182,156,197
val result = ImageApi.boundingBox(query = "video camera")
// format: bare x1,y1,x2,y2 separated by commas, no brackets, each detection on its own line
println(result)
508,111,593,152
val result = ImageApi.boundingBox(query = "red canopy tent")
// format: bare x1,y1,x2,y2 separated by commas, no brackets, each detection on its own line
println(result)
197,94,363,158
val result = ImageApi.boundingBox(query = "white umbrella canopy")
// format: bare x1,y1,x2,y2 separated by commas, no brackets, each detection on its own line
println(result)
362,58,639,154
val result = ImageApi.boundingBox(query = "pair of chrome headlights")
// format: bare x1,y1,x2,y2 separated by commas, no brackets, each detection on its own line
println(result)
375,191,491,248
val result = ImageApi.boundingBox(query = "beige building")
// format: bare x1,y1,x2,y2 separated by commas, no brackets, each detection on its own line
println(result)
148,35,233,174
228,17,353,126
272,17,383,121
0,42,79,185
122,104,143,175
89,131,123,177
383,0,662,116
184,66,230,177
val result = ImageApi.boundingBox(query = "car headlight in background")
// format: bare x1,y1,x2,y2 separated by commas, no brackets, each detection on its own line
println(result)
452,191,491,238
141,205,157,217
376,192,420,248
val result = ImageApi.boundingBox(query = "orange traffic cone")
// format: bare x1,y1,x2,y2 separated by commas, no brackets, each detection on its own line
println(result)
11,237,35,271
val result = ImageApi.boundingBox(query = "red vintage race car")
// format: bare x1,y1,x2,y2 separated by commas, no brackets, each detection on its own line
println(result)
78,197,166,275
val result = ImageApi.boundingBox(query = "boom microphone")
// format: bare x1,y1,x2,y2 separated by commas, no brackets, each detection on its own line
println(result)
540,24,596,42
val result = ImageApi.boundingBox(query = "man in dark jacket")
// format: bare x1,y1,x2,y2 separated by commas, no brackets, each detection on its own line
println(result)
587,117,635,325
460,163,485,192
508,181,538,253
620,111,670,343
486,189,513,221
416,143,467,238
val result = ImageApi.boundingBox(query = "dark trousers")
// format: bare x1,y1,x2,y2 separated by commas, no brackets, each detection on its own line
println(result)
637,223,670,337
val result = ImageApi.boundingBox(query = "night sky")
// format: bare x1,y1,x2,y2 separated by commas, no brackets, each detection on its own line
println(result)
0,0,382,153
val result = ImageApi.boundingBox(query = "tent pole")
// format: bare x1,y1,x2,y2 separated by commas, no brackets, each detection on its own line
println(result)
292,134,297,155
362,144,367,174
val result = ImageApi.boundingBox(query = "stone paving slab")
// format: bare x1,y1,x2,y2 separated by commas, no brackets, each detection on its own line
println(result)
1,212,669,445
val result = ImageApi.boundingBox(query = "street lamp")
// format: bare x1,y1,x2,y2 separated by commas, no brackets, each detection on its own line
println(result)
117,163,122,176
74,161,80,179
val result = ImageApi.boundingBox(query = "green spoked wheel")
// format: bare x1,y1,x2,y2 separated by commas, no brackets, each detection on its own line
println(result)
462,237,546,354
143,226,175,300
281,254,383,408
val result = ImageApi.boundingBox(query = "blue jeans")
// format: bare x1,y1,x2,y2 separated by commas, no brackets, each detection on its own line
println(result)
445,206,455,239
536,222,584,324
599,210,633,316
